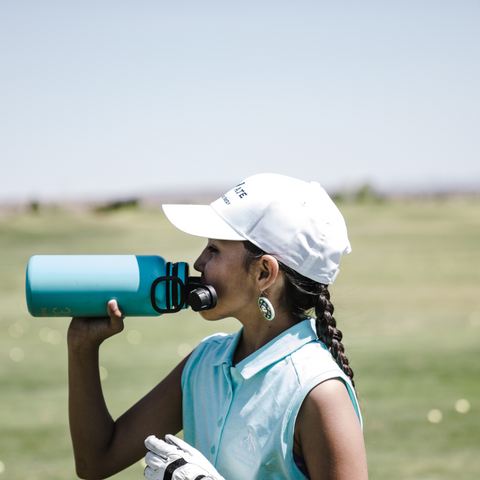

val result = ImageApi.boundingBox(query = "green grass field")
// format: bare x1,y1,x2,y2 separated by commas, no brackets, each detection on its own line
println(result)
1,199,479,480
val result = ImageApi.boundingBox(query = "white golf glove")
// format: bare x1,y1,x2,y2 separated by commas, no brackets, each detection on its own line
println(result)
144,434,225,480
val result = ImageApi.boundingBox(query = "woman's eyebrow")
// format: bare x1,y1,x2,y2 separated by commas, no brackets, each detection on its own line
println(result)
211,240,228,246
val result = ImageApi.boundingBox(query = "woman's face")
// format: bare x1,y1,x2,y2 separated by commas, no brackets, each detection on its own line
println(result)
193,239,258,321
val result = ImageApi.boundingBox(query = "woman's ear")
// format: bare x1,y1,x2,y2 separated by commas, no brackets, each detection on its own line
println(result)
255,255,280,291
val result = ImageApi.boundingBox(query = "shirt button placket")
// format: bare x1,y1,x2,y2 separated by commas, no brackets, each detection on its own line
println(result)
215,364,234,465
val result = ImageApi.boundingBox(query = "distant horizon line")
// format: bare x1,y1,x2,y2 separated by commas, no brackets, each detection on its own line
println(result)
2,182,480,211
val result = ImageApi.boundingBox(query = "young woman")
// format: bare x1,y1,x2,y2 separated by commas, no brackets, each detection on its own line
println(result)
68,173,368,480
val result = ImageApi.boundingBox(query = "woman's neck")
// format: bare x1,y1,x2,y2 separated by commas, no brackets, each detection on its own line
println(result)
232,310,298,365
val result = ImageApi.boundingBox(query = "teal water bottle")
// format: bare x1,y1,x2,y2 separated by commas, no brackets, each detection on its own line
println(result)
25,255,217,318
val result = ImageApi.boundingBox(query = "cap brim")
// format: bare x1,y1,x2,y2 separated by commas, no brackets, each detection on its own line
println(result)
162,204,245,241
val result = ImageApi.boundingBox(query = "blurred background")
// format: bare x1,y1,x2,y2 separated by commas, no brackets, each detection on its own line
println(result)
1,1,479,479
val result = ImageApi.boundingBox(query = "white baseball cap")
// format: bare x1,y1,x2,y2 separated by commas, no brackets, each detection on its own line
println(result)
162,173,351,284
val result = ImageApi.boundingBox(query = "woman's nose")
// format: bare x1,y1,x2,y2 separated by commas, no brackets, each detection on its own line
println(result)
193,249,207,273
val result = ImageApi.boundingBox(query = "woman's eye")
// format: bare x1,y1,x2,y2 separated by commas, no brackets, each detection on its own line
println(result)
207,245,218,253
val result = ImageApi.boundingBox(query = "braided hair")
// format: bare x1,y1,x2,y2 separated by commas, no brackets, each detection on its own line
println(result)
243,240,355,389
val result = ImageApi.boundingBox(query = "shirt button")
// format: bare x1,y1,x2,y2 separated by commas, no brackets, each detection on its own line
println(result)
211,445,216,454
217,417,223,427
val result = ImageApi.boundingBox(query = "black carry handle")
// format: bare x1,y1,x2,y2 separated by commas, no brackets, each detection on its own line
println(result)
150,276,186,314
150,276,218,314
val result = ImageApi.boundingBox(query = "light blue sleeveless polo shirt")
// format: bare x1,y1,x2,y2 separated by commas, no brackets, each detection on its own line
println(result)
181,318,362,480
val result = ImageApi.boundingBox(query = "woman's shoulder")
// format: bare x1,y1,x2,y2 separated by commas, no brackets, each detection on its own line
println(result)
181,331,239,388
196,331,237,350
186,330,240,368
289,340,347,386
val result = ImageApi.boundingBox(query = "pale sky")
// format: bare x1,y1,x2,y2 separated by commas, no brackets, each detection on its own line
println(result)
1,0,479,202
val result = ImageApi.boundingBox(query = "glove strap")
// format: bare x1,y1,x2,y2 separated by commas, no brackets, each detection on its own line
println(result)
164,458,187,480
163,458,212,480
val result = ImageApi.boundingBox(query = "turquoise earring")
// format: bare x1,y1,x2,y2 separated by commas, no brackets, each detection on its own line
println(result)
258,292,275,321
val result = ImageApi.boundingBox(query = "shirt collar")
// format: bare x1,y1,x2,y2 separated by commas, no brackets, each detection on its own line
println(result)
211,318,318,379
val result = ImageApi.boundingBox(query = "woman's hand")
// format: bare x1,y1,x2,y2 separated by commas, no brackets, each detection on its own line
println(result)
67,299,125,352
144,435,225,480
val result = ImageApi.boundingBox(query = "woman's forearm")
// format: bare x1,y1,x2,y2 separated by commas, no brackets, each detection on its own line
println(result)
66,302,185,479
68,345,116,479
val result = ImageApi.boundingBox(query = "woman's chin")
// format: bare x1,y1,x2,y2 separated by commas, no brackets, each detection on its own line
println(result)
199,309,226,322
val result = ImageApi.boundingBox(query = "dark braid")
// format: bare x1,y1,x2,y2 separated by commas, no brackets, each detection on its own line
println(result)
243,241,355,389
315,284,355,389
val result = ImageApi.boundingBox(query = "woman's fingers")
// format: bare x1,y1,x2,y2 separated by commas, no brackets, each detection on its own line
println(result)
107,299,123,320
107,299,125,335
